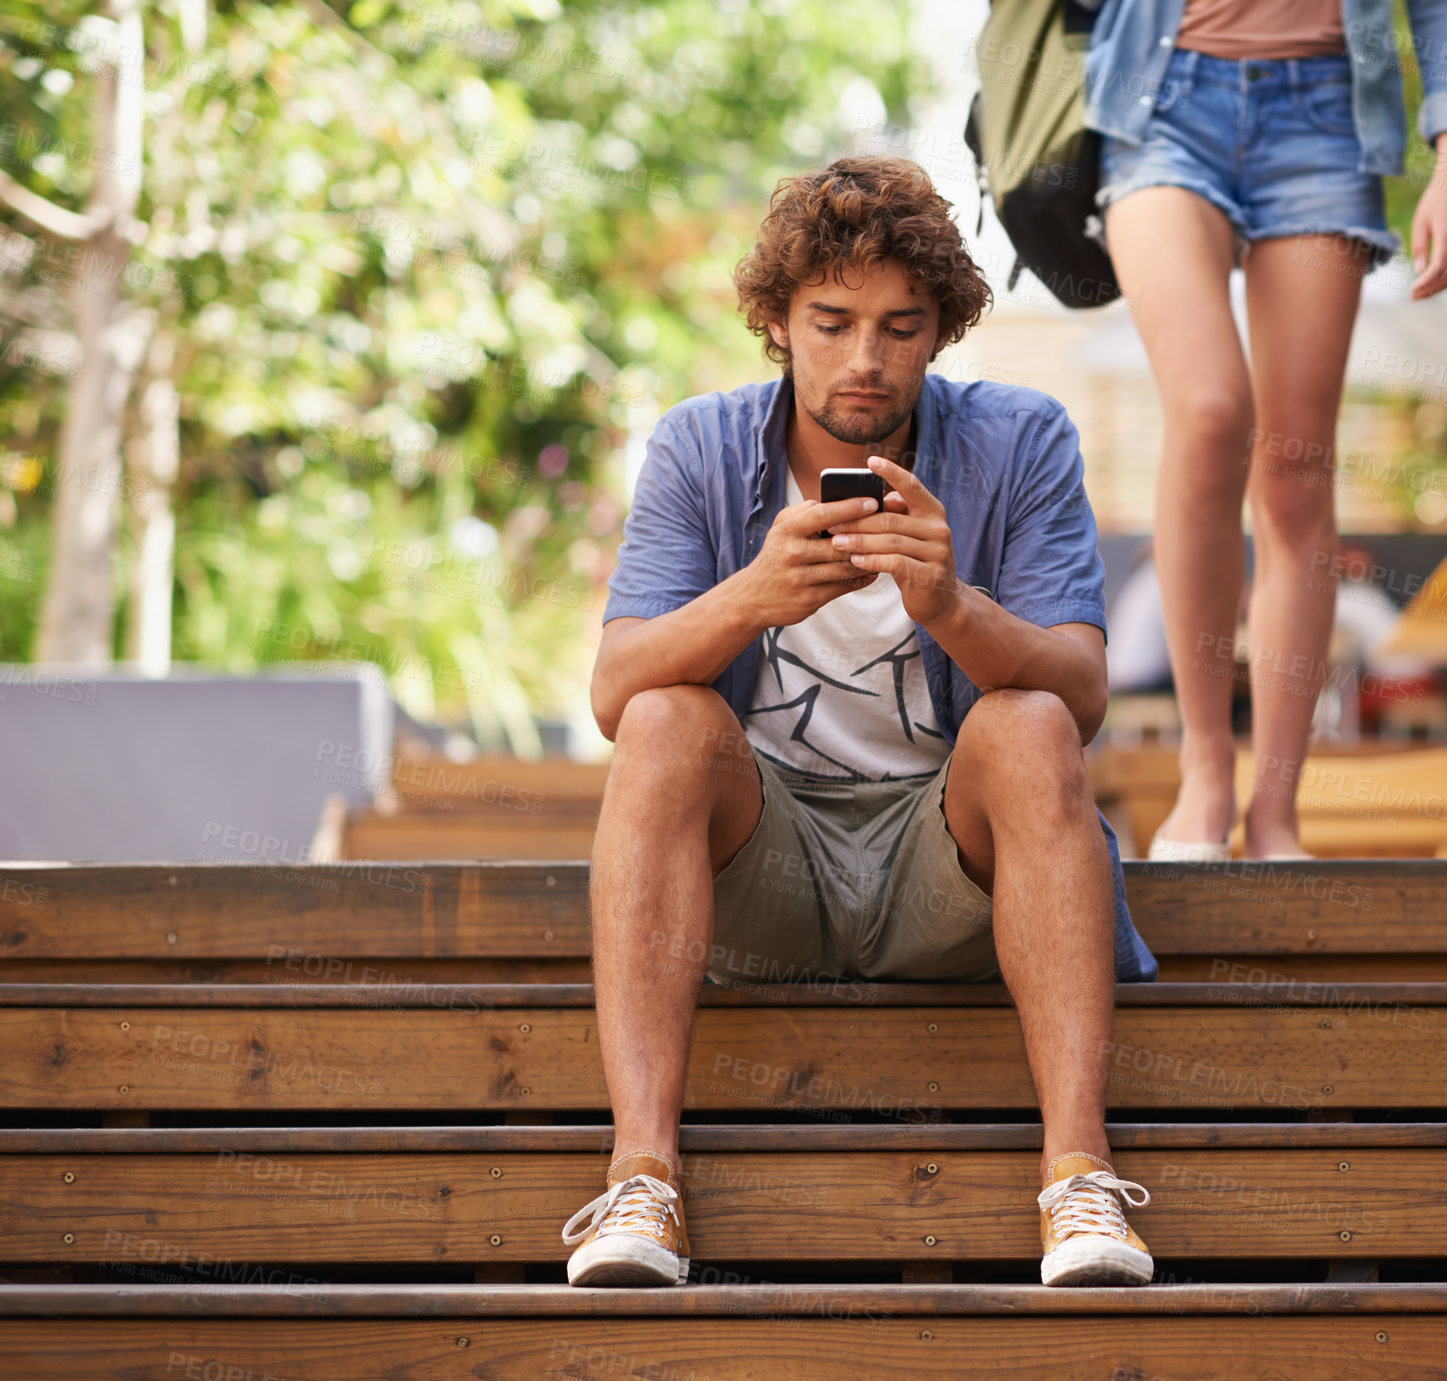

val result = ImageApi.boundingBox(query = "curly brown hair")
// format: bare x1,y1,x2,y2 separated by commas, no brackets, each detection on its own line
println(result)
734,156,991,370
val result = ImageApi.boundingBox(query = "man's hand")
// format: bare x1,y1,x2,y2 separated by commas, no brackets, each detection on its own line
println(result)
735,494,881,630
826,454,960,626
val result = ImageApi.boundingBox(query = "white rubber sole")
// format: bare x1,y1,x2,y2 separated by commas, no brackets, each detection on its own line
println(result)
567,1234,688,1288
1146,836,1230,865
1041,1235,1154,1287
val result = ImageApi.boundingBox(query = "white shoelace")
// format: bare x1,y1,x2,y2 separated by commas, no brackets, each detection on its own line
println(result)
561,1173,681,1247
1037,1170,1150,1240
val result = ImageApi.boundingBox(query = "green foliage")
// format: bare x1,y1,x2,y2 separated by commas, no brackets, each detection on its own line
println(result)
0,0,924,741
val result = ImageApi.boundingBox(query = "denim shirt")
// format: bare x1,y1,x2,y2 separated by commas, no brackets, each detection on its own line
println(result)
1079,0,1447,175
604,373,1159,982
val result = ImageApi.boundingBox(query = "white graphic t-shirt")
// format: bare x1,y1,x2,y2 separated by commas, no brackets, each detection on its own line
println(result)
742,464,952,781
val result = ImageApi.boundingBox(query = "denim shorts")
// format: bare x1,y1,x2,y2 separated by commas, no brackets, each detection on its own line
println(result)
706,743,997,987
1095,47,1401,272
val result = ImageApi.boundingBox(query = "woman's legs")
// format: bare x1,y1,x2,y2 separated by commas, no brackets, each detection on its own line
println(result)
1239,235,1368,856
1102,187,1254,847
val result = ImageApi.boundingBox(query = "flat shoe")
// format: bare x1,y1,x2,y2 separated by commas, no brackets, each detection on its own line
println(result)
1146,836,1230,864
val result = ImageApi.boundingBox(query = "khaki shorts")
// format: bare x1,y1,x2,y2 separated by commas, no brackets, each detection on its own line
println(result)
708,743,998,986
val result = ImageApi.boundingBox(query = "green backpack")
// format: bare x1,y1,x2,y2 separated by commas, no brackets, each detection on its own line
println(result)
963,0,1121,309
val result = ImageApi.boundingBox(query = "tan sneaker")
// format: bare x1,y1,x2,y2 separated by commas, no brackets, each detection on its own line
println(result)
562,1150,690,1287
1038,1152,1153,1287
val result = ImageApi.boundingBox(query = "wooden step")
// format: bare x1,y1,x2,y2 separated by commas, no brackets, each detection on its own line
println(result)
382,755,611,814
0,1124,1439,1266
367,748,1447,864
1090,745,1447,860
1,1285,1445,1380
342,814,598,860
4,862,1443,985
1,982,1442,1112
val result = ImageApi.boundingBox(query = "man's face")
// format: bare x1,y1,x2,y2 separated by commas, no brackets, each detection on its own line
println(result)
767,257,942,447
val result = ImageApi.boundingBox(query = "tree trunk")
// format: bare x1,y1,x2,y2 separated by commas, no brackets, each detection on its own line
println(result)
34,0,145,664
126,332,179,674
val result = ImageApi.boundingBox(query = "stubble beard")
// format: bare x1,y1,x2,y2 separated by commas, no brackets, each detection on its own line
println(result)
787,348,917,446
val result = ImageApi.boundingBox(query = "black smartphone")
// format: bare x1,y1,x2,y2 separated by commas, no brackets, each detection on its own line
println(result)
817,467,886,537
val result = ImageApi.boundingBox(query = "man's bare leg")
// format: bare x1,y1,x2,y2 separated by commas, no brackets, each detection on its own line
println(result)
942,689,1116,1184
590,684,765,1178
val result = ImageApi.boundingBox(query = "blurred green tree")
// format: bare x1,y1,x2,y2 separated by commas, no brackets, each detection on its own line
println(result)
0,0,922,746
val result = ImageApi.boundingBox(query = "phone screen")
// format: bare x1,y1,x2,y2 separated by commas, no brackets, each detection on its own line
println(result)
817,467,886,537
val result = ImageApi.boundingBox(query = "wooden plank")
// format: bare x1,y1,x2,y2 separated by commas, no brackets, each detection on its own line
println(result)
1126,859,1447,955
387,755,610,812
4,1282,1447,1316
342,815,598,860
2,981,1446,1007
0,1316,1444,1380
1158,954,1447,982
0,957,593,985
1291,819,1447,858
6,1122,1447,1154
0,863,585,960
342,811,1447,860
1,1148,1435,1262
4,862,1444,965
0,1002,1442,1110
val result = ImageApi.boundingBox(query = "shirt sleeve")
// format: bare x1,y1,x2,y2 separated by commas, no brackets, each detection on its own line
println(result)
602,411,716,623
992,400,1109,638
1408,0,1447,144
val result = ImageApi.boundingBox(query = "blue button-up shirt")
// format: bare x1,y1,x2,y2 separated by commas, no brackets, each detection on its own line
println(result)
604,373,1158,982
1080,0,1447,175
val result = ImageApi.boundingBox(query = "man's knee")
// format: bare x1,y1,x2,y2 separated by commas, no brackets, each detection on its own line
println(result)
960,690,1091,807
614,684,745,769
966,689,1080,753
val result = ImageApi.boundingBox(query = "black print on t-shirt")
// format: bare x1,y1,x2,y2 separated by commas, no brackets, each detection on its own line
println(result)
744,626,945,781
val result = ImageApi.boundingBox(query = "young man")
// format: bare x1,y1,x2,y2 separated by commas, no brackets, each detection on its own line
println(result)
560,156,1158,1290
